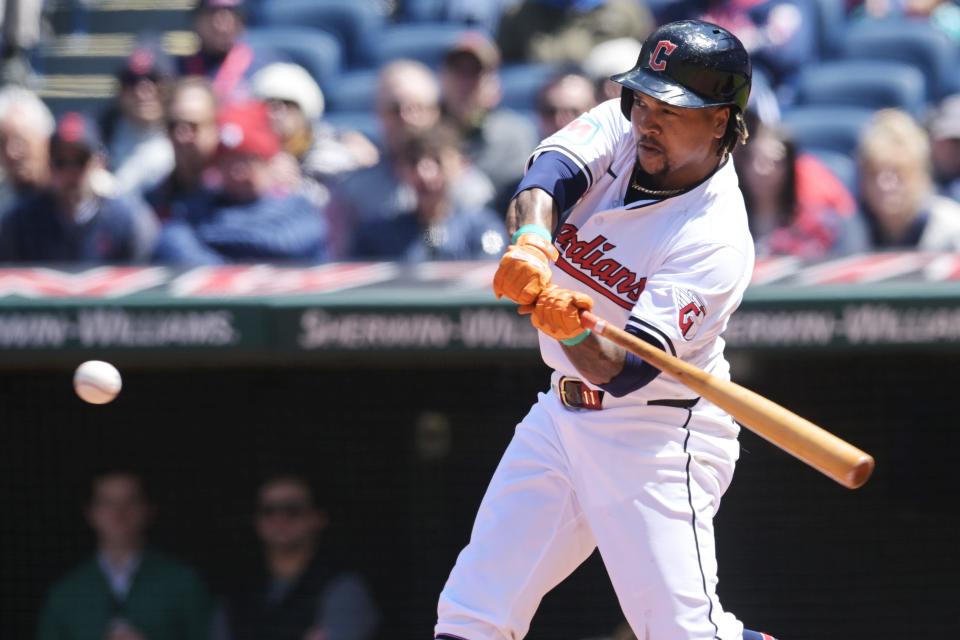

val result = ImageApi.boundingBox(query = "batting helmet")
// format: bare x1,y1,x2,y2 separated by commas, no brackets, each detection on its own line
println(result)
611,20,751,120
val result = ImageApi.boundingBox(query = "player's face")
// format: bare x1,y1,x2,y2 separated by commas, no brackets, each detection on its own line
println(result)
629,92,729,188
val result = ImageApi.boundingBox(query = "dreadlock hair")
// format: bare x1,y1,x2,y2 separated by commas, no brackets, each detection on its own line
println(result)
719,107,750,157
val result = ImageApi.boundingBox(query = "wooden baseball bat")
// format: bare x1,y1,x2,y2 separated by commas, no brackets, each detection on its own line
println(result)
580,311,875,489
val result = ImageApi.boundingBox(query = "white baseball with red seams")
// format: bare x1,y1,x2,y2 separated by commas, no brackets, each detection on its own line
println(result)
436,99,757,639
73,360,122,405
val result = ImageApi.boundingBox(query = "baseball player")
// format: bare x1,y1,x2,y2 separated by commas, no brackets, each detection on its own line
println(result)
436,21,778,640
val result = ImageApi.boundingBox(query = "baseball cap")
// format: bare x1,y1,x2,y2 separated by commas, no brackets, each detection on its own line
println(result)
117,45,174,85
50,112,103,153
443,31,501,71
216,100,280,159
251,63,325,122
929,94,960,141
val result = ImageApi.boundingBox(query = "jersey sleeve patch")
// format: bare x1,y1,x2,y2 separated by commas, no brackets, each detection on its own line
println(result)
552,114,601,146
674,288,707,341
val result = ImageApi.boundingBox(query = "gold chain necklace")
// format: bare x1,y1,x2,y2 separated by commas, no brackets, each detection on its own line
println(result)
629,166,685,197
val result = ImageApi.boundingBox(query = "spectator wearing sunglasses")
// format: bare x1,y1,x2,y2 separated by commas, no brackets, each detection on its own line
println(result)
100,45,176,196
215,473,380,640
152,100,327,265
535,68,597,138
145,77,220,222
0,112,158,263
327,59,494,258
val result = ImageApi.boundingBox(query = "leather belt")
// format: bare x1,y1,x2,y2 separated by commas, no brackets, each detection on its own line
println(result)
556,376,699,411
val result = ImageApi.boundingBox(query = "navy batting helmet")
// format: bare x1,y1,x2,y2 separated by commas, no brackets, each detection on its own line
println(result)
611,20,751,120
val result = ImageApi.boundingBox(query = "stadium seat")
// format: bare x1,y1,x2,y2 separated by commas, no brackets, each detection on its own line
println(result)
323,68,380,113
498,63,559,112
842,20,960,99
373,23,473,69
781,105,875,156
794,60,927,118
244,27,343,91
256,0,384,69
810,0,846,59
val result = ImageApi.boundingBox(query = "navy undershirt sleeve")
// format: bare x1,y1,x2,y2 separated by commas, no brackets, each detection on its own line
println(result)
599,325,663,397
512,151,589,214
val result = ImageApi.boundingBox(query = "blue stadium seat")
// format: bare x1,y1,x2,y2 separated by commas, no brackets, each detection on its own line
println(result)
810,0,846,59
781,105,875,155
794,60,927,118
256,0,384,69
842,20,960,99
324,68,380,113
499,63,558,112
244,27,343,91
373,23,473,68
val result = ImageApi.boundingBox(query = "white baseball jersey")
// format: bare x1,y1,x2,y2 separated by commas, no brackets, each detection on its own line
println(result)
437,99,757,640
534,98,755,416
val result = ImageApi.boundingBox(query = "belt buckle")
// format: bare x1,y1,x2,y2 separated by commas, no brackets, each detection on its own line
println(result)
558,376,604,410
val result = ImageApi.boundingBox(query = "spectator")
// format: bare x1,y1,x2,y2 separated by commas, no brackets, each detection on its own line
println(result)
736,121,868,258
177,0,276,101
328,60,494,258
146,77,220,221
352,125,507,261
928,93,960,201
439,32,538,210
216,473,379,640
0,112,158,263
850,0,960,42
251,62,378,185
535,68,597,137
38,469,211,640
0,86,53,216
496,0,653,65
153,100,327,265
100,45,176,195
0,0,44,85
857,109,960,250
582,37,642,102
695,0,819,86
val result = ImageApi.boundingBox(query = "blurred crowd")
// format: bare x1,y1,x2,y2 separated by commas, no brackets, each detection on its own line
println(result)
0,0,957,268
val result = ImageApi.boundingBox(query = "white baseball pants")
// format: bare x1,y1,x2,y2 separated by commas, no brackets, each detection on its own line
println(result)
436,388,745,639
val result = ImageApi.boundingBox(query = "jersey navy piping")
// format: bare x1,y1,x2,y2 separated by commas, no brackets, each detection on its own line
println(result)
681,408,721,639
628,315,676,356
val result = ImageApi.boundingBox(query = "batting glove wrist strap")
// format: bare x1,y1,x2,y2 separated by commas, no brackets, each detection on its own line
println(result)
560,329,592,346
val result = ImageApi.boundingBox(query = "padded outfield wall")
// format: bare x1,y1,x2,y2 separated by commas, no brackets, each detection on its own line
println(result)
1,257,959,638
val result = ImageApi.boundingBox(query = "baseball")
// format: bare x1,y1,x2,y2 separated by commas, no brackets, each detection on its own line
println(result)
73,360,122,405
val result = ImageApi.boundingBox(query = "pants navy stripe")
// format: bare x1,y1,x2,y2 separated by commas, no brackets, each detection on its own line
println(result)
681,408,720,639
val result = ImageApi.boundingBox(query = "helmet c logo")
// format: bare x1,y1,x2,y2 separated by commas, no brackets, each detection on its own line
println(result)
648,40,678,72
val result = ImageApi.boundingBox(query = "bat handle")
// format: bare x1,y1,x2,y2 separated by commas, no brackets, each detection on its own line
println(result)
581,311,605,335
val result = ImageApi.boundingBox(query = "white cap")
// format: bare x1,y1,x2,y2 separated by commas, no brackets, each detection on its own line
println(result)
252,62,325,122
583,37,643,82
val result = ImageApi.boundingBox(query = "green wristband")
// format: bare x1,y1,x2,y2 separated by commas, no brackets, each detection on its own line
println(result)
560,329,591,346
511,224,552,244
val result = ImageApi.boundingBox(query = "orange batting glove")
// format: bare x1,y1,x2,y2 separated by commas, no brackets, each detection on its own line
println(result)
492,228,559,305
519,285,594,344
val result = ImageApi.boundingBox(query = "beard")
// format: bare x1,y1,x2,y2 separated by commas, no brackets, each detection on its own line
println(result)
636,138,670,183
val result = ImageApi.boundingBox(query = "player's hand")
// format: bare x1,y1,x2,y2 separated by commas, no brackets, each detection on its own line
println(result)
492,232,559,305
519,285,594,342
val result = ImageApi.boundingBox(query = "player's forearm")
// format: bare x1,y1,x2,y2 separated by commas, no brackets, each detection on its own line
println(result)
562,334,626,385
505,188,558,236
